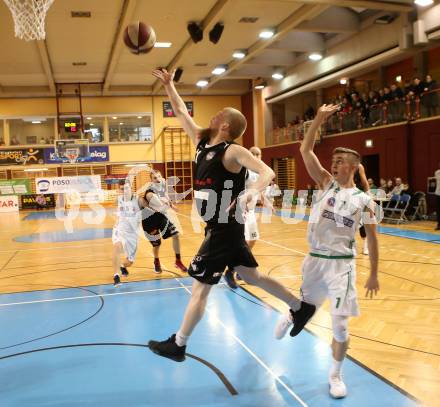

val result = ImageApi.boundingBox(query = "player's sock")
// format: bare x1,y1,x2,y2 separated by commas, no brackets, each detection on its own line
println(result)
288,298,301,312
148,334,186,362
330,358,343,377
113,274,121,286
175,253,181,261
175,330,189,347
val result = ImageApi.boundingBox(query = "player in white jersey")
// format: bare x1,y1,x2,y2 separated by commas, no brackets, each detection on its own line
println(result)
274,104,381,399
224,146,270,289
112,181,141,286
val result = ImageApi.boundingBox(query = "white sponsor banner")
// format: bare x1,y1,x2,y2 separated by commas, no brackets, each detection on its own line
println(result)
36,175,102,194
0,195,19,212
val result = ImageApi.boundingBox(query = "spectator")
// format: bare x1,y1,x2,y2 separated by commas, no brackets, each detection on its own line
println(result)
340,97,352,114
369,90,379,105
368,178,377,190
390,83,404,100
304,105,315,121
434,162,440,230
379,178,387,191
386,179,394,194
10,135,20,146
412,77,425,97
389,177,408,196
424,74,438,117
383,86,393,102
378,88,385,103
403,80,414,97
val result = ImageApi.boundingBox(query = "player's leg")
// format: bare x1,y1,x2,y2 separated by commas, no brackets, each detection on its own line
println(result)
112,241,124,286
329,316,350,399
150,238,162,274
171,233,188,272
359,224,368,255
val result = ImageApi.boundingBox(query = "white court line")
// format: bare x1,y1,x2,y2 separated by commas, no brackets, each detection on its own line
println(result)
0,285,191,308
175,278,308,407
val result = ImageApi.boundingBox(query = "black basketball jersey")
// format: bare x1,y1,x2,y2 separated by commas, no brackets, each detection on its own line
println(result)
140,188,165,231
194,140,246,225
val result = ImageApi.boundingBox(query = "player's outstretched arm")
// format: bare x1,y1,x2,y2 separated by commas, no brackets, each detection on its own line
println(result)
358,163,370,192
152,69,202,145
300,104,338,189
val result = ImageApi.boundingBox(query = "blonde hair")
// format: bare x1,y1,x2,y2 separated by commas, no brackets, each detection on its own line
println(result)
224,107,247,140
333,147,361,164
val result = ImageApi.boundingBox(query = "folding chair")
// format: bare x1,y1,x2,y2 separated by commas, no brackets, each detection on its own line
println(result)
383,194,411,224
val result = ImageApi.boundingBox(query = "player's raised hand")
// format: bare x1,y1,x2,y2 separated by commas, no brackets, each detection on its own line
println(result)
152,68,175,85
364,275,380,299
316,104,340,120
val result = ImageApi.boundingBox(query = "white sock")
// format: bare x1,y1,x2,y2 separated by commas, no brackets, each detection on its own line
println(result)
330,358,344,377
289,298,301,312
175,331,189,347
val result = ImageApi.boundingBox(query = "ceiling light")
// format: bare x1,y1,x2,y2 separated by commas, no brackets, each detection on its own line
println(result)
340,78,348,85
112,116,117,119
232,50,246,59
212,65,227,75
90,123,94,126
196,79,209,87
24,168,48,172
272,72,284,80
154,42,172,48
86,117,92,120
396,75,402,83
137,116,142,119
365,139,373,148
259,29,275,39
309,53,323,61
414,0,433,6
31,121,42,124
119,122,124,125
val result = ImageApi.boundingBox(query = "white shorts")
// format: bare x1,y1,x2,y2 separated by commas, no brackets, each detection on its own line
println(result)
112,227,138,262
244,210,259,241
300,255,360,317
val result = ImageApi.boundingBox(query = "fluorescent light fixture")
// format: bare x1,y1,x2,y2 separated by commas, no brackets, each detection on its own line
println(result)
196,79,209,87
414,0,433,6
86,117,92,120
212,66,227,75
90,123,94,126
154,42,172,48
112,116,117,119
233,50,246,59
396,75,402,83
272,72,284,80
254,85,265,89
24,168,48,172
259,29,275,39
365,139,373,148
137,116,142,119
309,53,323,61
31,120,42,124
119,122,124,125
340,78,348,85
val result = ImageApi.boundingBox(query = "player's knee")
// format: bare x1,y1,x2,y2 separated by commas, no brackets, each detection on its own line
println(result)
238,268,260,285
124,260,133,267
332,315,349,342
150,238,161,247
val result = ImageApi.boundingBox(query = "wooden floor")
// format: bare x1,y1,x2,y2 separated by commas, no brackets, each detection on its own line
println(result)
0,203,439,406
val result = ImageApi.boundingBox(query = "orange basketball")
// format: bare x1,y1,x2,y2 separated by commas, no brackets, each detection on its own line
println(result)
123,21,156,55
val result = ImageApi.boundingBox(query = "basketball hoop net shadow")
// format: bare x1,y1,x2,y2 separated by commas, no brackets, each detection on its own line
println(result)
3,0,55,41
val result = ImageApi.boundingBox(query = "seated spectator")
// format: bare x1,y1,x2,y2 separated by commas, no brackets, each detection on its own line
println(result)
368,178,377,190
10,135,20,146
379,178,387,191
388,177,409,197
386,179,394,194
423,74,438,117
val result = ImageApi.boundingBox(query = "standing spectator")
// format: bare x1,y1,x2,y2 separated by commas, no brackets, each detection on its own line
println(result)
435,163,440,230
10,135,20,146
304,105,315,121
383,86,393,102
390,83,404,100
424,74,438,117
403,80,413,97
390,83,404,122
412,77,425,97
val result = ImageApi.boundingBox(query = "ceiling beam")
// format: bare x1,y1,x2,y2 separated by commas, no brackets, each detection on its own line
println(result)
207,3,328,89
151,0,231,94
285,0,413,12
35,40,55,94
103,0,138,93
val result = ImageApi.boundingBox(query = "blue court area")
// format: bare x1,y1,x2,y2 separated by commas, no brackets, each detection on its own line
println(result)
14,228,113,243
0,278,418,406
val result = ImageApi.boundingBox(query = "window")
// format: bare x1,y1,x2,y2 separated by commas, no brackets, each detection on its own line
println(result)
84,116,104,143
109,115,152,143
9,117,55,146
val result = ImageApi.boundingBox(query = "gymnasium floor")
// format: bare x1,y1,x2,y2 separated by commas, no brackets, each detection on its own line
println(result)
0,203,439,406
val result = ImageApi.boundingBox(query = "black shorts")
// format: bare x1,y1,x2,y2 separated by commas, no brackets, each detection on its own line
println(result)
188,222,258,285
142,212,178,247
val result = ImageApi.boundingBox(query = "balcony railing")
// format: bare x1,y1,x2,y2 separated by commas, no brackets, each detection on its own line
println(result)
269,88,439,146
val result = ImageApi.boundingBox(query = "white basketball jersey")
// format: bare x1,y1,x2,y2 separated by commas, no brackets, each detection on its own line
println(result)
116,196,140,233
308,180,372,257
149,180,167,198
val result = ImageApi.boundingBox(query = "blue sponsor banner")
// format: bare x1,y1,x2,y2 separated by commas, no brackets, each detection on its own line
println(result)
44,146,109,163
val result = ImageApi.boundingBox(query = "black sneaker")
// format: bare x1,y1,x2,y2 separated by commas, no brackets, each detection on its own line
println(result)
224,269,238,289
289,301,316,337
148,334,186,362
154,262,162,274
113,274,121,286
120,267,129,277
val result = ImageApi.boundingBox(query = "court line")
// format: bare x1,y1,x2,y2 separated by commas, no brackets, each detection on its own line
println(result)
0,285,192,307
175,278,308,407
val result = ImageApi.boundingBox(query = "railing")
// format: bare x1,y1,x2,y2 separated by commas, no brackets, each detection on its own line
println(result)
269,87,440,145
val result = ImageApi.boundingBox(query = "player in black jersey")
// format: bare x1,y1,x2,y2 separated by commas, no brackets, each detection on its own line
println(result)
139,186,187,273
148,68,315,362
354,163,370,255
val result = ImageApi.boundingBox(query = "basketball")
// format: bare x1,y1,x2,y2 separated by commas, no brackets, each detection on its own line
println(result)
123,21,156,55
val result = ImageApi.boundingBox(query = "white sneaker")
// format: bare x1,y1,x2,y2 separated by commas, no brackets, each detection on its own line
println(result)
362,240,369,255
329,373,347,399
274,312,293,340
